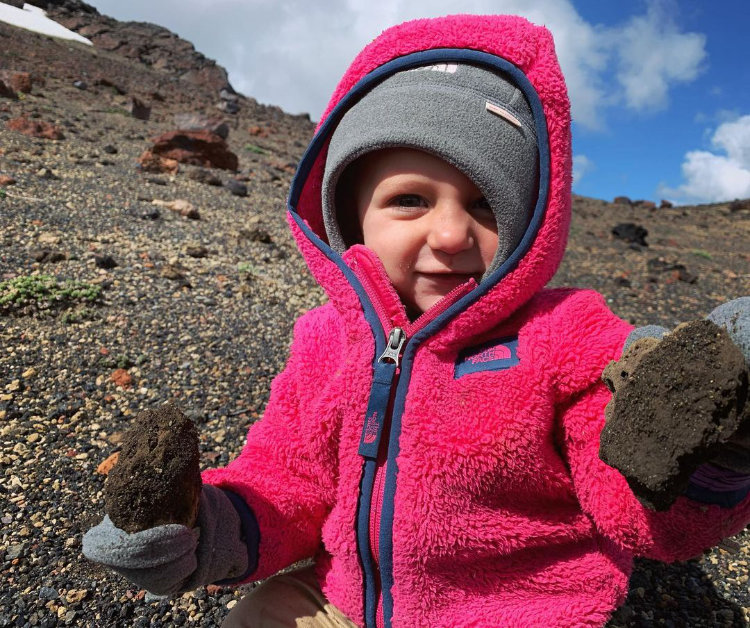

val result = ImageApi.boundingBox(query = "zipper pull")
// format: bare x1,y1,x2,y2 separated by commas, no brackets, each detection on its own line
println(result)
359,328,407,459
378,327,406,367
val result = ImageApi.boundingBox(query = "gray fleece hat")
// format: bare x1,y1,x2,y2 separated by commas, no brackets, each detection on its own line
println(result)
322,62,540,277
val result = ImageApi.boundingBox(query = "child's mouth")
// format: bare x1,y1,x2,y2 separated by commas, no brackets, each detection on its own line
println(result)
416,272,478,284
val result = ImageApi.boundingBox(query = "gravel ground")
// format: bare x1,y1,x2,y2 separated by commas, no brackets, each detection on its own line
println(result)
1,19,749,628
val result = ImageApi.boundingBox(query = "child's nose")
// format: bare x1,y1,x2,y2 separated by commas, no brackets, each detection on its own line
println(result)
426,203,475,255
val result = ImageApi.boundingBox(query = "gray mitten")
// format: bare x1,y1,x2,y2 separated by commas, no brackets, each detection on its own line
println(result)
707,297,750,473
83,485,255,596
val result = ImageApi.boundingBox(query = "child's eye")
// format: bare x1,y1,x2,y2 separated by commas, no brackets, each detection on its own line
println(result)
391,194,428,208
472,197,492,213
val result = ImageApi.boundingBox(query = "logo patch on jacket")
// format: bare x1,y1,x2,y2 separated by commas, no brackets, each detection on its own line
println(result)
454,336,520,378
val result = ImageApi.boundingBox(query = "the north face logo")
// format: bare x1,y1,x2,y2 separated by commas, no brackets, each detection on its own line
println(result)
455,336,519,378
466,344,512,364
363,412,379,444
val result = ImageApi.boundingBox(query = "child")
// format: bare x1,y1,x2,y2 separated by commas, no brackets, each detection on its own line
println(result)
84,14,750,627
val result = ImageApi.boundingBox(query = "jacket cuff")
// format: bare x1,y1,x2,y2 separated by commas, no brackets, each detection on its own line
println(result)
213,489,260,584
685,464,750,508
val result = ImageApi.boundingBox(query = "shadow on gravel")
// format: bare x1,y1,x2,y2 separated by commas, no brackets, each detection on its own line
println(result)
607,557,747,628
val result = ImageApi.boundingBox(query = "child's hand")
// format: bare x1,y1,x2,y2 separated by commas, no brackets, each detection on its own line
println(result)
599,297,750,510
83,485,249,596
82,404,252,594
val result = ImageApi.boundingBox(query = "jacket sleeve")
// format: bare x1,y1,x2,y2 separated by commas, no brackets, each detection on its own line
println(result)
201,305,341,582
558,374,750,562
548,288,750,561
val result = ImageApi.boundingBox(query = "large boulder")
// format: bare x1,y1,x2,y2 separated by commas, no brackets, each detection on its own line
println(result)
149,129,238,171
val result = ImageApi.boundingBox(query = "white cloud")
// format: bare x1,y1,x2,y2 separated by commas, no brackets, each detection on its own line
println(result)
659,115,750,204
572,154,594,184
610,1,706,111
87,0,705,129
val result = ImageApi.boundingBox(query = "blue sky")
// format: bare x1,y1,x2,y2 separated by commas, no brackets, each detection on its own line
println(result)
72,1,750,205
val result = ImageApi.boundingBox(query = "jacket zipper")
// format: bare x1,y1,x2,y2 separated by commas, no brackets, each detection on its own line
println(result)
353,250,476,627
358,327,405,628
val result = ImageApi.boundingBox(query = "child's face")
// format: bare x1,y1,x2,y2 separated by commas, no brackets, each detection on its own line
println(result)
353,148,498,314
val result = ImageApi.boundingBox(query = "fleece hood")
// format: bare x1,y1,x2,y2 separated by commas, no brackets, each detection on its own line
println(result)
287,14,571,340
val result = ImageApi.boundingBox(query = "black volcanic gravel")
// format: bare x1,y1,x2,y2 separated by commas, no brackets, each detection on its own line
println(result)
1,15,749,628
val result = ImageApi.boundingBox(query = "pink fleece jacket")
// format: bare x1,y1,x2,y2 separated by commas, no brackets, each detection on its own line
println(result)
203,15,750,628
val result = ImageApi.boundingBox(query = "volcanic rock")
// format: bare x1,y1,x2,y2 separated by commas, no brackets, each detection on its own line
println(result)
0,71,32,94
137,150,179,174
129,96,151,121
188,168,222,186
0,80,18,100
7,117,65,140
225,178,247,197
104,404,201,533
613,196,632,205
600,320,749,510
173,113,229,139
152,198,200,219
149,129,238,171
612,222,648,246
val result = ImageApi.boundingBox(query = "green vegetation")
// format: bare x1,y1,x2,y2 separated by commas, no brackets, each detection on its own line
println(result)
0,274,102,314
691,249,713,260
237,261,258,276
244,143,268,155
103,107,130,116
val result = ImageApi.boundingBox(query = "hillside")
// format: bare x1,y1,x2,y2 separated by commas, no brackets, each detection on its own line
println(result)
1,4,749,627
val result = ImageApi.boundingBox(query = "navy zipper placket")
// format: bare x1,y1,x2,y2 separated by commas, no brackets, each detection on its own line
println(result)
357,326,405,628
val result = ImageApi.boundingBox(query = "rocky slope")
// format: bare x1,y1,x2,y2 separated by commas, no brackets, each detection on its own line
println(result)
1,5,749,627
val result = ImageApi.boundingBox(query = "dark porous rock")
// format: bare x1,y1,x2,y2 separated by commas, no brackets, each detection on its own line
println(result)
225,178,247,197
646,257,696,284
130,96,151,121
600,320,749,510
150,129,238,171
73,80,88,90
613,196,632,205
185,244,208,258
660,199,673,209
0,79,18,100
104,404,201,533
188,168,222,186
612,222,648,246
94,254,117,269
32,249,66,263
103,144,118,154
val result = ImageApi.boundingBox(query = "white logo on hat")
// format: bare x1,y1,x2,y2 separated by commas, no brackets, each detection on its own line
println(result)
409,63,458,74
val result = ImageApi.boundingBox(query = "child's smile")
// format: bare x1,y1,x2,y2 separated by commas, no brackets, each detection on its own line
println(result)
353,148,499,314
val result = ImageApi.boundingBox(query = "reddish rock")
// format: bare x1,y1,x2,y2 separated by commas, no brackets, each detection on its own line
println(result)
0,175,16,186
0,71,32,94
7,117,64,140
149,130,238,171
633,200,656,209
137,150,179,174
660,199,674,209
110,368,133,389
97,451,120,475
9,72,31,94
613,196,632,205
